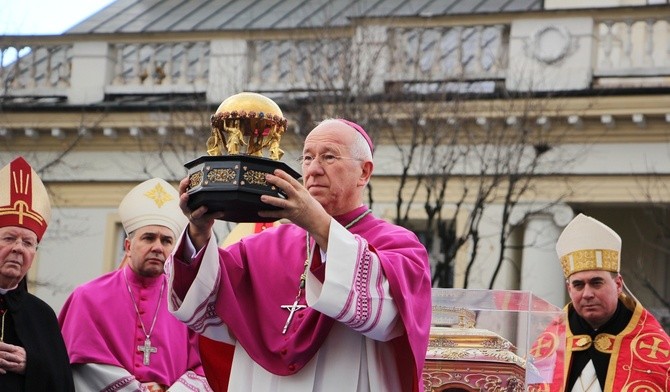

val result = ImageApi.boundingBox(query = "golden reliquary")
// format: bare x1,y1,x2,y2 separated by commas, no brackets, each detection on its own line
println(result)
422,289,565,392
184,92,301,222
423,306,526,392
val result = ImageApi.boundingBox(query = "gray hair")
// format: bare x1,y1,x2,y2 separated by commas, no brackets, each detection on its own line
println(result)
316,118,373,161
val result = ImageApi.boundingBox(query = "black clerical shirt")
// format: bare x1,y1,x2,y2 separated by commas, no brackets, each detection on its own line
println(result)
566,300,633,391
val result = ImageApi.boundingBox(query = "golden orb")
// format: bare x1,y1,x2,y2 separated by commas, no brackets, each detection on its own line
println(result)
208,92,288,159
215,91,284,118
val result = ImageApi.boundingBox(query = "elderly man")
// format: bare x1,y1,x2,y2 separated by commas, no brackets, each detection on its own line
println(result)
166,118,432,392
552,213,670,391
0,156,74,391
59,178,211,391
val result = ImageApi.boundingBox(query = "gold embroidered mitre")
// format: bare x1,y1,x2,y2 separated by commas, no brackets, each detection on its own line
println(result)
556,213,621,278
118,178,187,237
0,156,52,241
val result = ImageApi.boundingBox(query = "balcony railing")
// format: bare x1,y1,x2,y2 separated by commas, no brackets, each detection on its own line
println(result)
106,41,209,94
595,16,670,77
0,44,72,95
1,14,669,103
247,38,351,92
387,25,509,82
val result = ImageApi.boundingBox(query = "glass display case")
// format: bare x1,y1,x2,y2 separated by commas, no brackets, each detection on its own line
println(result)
423,288,566,392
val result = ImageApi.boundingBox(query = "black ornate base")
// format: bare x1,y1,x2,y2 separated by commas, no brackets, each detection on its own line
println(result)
184,155,301,222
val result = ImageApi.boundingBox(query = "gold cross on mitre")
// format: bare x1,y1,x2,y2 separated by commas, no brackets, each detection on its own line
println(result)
144,183,173,208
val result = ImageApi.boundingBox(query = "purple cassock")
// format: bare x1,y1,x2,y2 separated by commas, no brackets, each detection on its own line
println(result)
58,265,204,386
170,205,432,392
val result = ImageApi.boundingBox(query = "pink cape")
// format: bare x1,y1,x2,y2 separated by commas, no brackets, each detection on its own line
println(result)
58,266,204,385
172,206,432,391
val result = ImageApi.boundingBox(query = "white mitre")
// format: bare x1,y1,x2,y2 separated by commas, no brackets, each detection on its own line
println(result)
118,178,187,238
555,213,621,278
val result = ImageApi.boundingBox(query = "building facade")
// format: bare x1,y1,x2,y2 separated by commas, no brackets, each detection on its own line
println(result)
1,0,668,328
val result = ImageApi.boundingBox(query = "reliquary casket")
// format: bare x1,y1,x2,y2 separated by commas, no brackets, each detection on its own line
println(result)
422,289,565,392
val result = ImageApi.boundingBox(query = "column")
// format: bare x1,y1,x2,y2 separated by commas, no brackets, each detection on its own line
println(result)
520,206,573,307
68,42,114,104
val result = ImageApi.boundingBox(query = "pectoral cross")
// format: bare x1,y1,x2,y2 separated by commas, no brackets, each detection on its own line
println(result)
137,337,157,365
281,299,306,334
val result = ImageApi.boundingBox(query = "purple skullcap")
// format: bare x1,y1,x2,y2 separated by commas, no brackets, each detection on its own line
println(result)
336,119,374,155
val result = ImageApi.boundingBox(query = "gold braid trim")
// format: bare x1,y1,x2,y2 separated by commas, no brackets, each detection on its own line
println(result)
560,249,619,277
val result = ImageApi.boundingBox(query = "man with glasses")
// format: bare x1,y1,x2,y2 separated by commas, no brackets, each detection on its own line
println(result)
0,156,74,391
166,118,432,392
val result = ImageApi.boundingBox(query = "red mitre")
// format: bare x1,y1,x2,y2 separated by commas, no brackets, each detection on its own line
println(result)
0,156,51,241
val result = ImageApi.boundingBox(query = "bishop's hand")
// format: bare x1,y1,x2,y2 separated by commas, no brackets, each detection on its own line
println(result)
141,382,168,392
178,177,223,251
258,169,332,250
0,342,26,375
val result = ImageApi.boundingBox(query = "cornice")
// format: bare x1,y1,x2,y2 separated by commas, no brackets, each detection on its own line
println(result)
42,174,670,208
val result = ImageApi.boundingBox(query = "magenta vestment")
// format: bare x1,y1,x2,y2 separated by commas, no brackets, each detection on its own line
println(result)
58,265,204,386
171,206,432,391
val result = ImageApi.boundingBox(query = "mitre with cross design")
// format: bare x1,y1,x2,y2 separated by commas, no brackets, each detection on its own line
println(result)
0,156,52,241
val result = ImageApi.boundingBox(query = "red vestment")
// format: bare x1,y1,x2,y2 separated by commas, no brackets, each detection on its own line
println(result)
529,295,670,391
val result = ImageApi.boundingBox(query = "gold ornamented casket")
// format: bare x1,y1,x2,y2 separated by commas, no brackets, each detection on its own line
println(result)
422,289,565,392
184,92,301,222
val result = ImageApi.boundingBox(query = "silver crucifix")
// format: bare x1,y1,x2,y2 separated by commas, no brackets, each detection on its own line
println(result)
137,337,157,365
281,299,306,334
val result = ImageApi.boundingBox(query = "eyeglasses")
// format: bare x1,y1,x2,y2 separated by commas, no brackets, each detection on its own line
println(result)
297,153,363,167
1,235,38,251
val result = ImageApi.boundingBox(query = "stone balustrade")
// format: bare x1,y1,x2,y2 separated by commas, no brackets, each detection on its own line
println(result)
595,16,670,76
1,14,669,103
106,41,209,93
0,43,72,94
388,25,508,81
246,38,350,92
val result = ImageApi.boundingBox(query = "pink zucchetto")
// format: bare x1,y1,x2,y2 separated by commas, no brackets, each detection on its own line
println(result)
336,119,374,155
